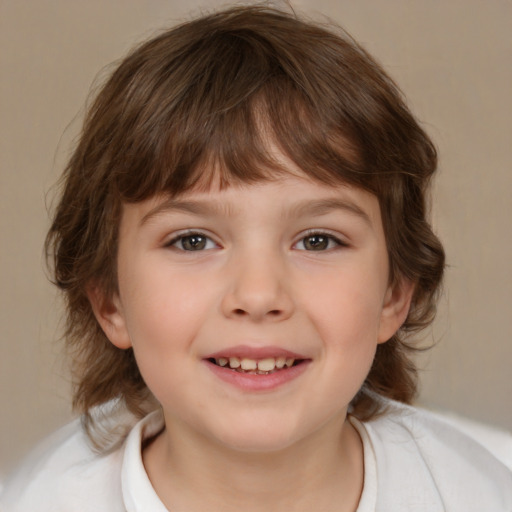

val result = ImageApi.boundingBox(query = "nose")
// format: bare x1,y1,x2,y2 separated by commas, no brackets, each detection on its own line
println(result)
221,250,294,322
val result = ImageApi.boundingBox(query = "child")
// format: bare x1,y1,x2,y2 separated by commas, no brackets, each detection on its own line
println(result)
1,5,511,511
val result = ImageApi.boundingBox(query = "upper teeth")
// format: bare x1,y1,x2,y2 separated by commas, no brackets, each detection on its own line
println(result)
215,356,295,372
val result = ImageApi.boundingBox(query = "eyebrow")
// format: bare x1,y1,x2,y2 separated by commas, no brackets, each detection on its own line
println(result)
140,198,234,226
290,198,372,226
140,196,372,227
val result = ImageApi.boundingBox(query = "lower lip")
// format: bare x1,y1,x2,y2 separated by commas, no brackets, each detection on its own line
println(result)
204,360,310,392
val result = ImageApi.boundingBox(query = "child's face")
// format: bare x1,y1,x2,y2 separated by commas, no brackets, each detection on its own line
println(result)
94,168,411,453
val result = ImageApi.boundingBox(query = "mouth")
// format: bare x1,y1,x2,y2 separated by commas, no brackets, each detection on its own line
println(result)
204,347,311,391
207,356,304,375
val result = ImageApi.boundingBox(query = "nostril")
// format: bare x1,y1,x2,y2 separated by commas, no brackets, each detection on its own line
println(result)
233,308,282,316
231,308,282,318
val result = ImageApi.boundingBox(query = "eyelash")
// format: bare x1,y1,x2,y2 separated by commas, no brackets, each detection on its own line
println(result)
166,231,218,252
293,231,347,252
166,230,347,252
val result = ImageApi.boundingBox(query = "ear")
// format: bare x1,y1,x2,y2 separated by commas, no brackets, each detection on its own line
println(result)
86,283,132,349
377,278,415,344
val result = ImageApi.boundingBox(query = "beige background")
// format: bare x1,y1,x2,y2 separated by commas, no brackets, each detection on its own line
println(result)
1,0,511,476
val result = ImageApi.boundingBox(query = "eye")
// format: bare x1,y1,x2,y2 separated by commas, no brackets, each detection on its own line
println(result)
168,232,217,251
294,232,344,251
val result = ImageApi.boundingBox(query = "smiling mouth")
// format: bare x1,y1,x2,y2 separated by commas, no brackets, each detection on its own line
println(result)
207,356,303,375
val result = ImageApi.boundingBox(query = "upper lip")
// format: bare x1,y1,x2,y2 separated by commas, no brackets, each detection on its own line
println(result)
205,345,308,360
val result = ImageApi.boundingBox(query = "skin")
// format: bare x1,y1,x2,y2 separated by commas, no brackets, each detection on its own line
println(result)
90,170,413,511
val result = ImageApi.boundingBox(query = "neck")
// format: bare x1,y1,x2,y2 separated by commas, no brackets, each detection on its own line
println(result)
143,413,364,512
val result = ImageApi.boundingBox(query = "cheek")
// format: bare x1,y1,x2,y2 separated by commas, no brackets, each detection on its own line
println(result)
118,264,221,388
307,272,385,345
302,268,386,393
312,287,381,402
120,275,202,406
120,260,210,336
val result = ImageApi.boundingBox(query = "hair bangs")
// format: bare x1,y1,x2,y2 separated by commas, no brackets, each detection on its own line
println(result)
112,82,367,202
107,18,370,202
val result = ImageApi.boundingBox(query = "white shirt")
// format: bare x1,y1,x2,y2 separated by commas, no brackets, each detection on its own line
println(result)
350,402,512,511
1,399,511,511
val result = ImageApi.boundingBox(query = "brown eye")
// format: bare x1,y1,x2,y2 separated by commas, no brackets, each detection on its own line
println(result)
295,233,343,251
303,235,329,250
170,233,216,251
181,235,207,250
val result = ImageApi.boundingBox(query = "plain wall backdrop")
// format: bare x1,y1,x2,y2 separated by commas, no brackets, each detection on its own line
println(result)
1,0,511,475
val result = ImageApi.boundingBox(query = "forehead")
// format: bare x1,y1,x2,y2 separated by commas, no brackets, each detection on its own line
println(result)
122,172,383,233
117,128,383,235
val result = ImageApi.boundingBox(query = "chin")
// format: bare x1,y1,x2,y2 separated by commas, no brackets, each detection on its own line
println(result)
208,416,304,454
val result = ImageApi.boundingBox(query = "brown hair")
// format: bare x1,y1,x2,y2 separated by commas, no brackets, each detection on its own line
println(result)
46,5,444,447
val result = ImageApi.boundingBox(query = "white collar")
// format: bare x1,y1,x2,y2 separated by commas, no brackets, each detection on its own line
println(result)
121,410,168,512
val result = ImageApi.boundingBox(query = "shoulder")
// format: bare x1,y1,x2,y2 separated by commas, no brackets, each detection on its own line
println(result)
0,418,125,512
360,398,512,511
